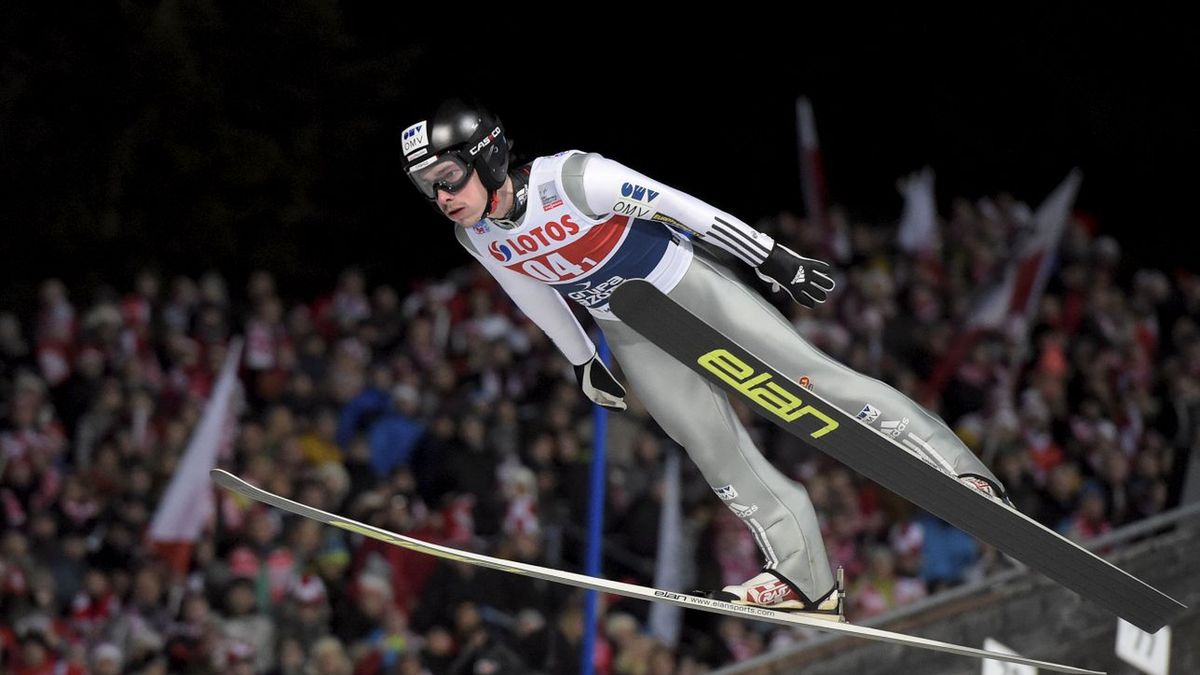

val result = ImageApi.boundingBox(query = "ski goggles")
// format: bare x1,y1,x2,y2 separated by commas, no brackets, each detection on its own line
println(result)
407,152,474,200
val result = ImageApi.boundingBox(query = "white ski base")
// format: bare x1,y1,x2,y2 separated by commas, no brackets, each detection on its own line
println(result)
210,469,1103,675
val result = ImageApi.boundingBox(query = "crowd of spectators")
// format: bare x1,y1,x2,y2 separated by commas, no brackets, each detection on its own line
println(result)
2,194,1197,673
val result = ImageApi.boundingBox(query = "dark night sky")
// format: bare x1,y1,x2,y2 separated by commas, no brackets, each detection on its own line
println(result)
2,4,1197,311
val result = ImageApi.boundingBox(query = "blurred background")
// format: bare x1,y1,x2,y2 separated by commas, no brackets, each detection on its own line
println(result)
1,4,1198,675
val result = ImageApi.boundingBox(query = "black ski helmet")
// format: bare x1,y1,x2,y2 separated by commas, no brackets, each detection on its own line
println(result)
401,99,512,204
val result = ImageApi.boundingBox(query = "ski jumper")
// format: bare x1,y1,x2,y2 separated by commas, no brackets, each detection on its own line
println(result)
454,150,1000,599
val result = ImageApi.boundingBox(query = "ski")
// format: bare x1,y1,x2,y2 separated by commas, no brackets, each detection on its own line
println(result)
211,469,1102,674
608,279,1185,633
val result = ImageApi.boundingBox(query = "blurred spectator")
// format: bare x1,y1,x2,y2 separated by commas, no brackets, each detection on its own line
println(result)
851,546,927,619
367,384,426,479
1065,482,1113,542
9,619,84,675
915,513,981,591
445,600,527,674
276,573,332,649
308,636,354,675
90,642,123,675
220,577,275,672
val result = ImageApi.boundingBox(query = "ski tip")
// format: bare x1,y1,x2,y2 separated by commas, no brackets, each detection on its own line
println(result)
209,468,240,489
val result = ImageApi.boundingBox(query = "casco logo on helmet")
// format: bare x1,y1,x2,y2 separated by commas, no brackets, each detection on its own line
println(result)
469,127,503,157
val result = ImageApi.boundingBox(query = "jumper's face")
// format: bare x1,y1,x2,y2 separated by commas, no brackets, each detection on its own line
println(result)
439,170,488,226
409,154,488,226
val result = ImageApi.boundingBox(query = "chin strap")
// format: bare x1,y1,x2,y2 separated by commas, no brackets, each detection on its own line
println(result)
482,188,499,218
483,165,531,223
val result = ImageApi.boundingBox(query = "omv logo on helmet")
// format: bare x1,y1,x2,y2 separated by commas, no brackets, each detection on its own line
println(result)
469,127,503,157
402,121,428,156
489,241,513,262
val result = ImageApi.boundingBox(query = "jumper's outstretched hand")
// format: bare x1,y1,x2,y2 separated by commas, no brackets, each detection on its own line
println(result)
574,352,627,411
753,243,836,309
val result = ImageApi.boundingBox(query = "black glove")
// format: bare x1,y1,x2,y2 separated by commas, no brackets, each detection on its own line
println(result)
573,352,627,411
753,242,836,309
